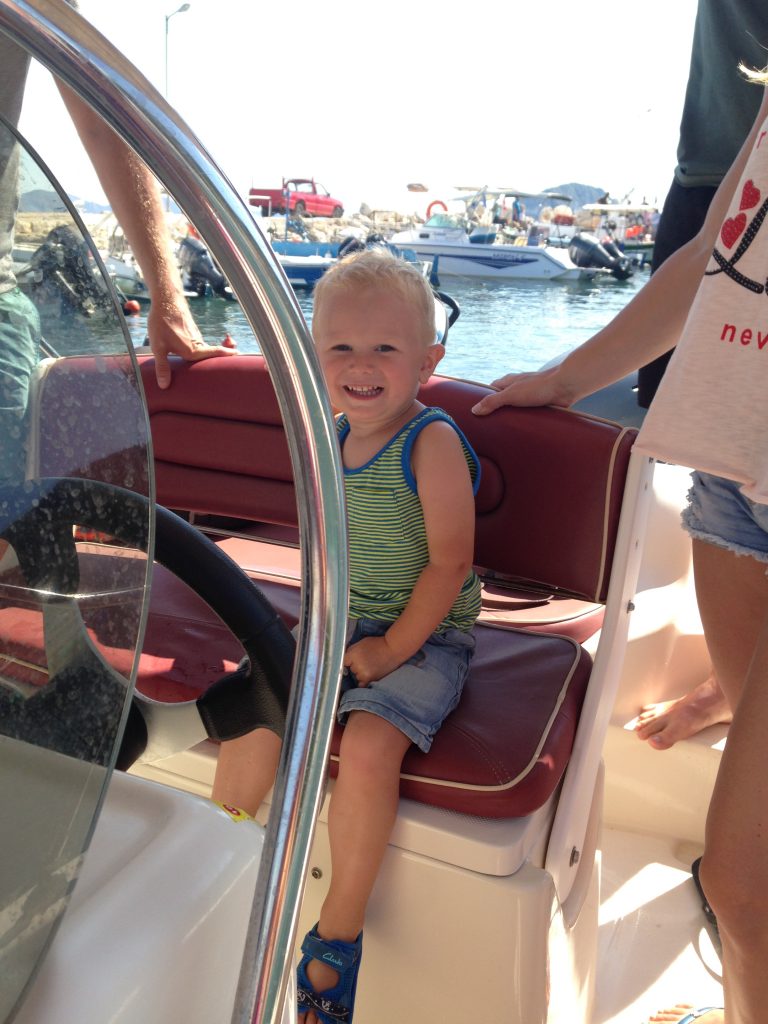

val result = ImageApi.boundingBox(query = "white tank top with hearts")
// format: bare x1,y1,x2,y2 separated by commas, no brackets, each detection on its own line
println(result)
635,111,768,505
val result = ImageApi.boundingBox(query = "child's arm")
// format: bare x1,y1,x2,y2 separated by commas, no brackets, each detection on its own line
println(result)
344,422,475,685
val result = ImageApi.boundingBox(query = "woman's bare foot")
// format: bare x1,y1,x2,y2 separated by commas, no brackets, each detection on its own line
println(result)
646,1007,723,1023
633,676,732,749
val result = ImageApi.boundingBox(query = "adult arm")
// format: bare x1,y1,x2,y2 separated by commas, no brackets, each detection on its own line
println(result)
56,83,234,388
343,421,475,684
472,85,768,415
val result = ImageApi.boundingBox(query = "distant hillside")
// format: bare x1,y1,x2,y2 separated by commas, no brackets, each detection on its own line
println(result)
19,189,68,213
19,189,111,214
522,183,606,217
73,196,111,214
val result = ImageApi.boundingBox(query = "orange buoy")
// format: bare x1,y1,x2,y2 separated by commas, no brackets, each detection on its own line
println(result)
426,200,448,219
222,334,237,349
123,299,141,314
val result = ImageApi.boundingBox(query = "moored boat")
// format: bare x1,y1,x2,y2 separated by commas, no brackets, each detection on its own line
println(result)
390,212,633,282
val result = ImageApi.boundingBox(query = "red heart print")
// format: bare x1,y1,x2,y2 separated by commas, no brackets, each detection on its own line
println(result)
721,213,746,249
740,179,761,211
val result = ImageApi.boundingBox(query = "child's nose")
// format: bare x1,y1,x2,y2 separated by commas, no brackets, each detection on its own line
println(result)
349,352,374,370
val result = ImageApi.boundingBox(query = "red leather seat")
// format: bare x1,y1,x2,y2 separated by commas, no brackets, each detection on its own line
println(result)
3,354,636,821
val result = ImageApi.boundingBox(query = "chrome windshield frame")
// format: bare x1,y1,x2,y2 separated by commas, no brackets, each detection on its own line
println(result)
0,4,349,1023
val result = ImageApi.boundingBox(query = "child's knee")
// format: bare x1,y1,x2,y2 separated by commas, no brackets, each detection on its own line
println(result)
340,711,409,770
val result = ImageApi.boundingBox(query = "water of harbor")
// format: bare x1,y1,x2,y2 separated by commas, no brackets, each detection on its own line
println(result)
119,270,649,385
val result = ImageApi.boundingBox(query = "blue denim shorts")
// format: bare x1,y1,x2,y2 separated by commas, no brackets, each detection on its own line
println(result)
338,617,475,752
682,470,768,563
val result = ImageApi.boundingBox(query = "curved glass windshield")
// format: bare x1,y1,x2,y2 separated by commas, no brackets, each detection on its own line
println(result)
0,113,151,1021
426,213,463,228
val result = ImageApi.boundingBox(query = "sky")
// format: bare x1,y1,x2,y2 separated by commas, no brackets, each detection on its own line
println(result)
18,0,700,216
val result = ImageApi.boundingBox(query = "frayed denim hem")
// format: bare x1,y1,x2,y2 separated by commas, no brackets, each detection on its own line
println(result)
681,506,768,565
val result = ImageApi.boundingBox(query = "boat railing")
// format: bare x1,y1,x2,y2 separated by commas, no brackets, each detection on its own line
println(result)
0,4,348,1023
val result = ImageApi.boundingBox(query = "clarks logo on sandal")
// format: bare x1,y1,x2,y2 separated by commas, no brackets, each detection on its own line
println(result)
323,952,344,967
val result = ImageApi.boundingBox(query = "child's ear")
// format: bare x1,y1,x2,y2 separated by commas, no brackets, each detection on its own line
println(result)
419,343,445,383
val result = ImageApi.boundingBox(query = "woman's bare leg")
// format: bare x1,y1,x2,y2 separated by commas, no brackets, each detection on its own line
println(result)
698,611,768,1024
691,540,767,708
688,540,768,1023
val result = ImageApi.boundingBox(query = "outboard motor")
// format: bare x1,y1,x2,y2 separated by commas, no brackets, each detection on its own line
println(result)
337,232,391,260
337,235,366,259
568,233,633,281
17,225,119,316
177,235,230,297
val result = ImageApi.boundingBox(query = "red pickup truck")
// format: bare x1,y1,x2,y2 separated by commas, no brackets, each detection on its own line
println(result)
248,178,344,218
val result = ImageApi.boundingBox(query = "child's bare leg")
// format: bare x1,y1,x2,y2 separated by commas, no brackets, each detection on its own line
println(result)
300,711,411,1023
634,673,732,749
211,728,282,817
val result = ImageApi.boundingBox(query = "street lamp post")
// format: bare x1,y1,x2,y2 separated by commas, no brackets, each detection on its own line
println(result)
164,3,190,99
163,3,190,210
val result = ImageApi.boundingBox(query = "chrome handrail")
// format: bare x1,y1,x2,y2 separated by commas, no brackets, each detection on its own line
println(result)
0,4,349,1023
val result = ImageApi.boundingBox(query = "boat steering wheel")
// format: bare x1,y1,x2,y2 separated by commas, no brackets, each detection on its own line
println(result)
0,478,294,770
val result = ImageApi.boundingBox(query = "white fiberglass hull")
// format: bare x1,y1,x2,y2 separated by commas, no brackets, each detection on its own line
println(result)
401,240,591,281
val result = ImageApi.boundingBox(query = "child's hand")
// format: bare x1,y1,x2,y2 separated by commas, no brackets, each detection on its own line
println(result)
344,637,403,686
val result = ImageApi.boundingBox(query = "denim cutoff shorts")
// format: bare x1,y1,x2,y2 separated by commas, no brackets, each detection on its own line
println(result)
338,617,476,752
682,470,768,563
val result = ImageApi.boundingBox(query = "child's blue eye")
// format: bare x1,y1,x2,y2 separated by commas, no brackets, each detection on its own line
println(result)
376,344,396,353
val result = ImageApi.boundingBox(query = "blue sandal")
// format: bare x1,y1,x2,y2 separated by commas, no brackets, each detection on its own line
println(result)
296,925,363,1023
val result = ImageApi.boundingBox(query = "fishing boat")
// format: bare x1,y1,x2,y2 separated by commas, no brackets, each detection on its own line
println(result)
1,5,724,1024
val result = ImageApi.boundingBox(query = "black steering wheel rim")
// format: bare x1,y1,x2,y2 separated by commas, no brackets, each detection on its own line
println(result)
1,478,294,769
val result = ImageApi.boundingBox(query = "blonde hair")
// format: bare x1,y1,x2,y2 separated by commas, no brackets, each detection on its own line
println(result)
740,63,768,84
313,248,436,346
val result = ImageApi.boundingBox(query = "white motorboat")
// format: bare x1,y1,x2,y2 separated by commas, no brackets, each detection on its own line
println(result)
0,5,725,1024
390,212,632,282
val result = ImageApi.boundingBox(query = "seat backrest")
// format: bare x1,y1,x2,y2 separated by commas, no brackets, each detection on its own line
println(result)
132,355,635,603
419,375,635,603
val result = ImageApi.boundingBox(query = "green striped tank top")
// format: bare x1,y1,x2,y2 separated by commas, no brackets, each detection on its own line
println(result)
338,406,481,633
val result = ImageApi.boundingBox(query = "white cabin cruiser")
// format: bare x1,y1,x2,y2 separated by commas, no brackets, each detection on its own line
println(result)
390,213,633,283
0,4,724,1024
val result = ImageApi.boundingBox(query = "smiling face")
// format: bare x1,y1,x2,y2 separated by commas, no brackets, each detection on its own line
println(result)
313,283,444,438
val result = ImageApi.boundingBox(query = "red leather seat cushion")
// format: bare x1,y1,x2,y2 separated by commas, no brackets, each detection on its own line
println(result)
153,568,592,819
0,559,590,819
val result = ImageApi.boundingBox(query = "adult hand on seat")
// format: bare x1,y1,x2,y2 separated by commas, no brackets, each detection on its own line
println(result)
471,365,572,415
147,291,236,390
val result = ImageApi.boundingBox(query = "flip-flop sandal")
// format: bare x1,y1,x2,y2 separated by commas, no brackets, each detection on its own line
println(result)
297,924,363,1023
691,857,719,938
